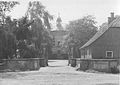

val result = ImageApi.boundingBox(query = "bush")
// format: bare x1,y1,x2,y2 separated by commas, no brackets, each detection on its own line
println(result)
110,66,119,74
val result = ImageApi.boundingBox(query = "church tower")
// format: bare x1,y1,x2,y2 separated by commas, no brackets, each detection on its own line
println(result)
56,13,63,30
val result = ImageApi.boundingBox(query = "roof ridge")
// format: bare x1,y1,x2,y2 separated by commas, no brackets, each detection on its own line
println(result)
80,17,120,49
109,17,120,28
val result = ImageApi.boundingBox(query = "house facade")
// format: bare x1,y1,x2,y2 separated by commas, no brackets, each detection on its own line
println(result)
77,13,120,72
80,13,120,60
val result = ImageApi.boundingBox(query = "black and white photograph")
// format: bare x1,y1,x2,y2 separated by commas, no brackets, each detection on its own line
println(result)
0,0,119,85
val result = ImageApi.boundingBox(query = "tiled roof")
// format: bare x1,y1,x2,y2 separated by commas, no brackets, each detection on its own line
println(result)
109,17,120,28
80,17,120,49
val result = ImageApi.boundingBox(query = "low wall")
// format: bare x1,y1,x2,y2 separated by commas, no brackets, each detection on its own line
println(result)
39,58,46,67
0,58,45,72
70,58,76,67
76,58,120,73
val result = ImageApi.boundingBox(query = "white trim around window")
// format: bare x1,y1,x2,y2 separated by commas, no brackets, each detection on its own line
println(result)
106,51,113,58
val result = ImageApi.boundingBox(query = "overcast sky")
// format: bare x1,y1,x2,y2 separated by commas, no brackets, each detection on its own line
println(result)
8,0,120,26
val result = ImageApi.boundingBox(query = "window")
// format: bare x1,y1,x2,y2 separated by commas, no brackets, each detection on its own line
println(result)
106,51,113,58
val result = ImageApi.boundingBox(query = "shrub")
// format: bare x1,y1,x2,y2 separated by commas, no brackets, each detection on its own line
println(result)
110,66,119,74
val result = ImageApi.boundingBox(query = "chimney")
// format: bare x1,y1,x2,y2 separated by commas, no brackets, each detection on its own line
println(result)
108,12,115,24
111,12,114,21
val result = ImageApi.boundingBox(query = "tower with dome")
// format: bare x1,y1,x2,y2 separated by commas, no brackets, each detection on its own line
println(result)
56,14,63,30
50,13,68,59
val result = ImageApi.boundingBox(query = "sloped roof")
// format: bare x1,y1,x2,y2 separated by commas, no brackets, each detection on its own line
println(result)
109,16,120,27
80,17,120,49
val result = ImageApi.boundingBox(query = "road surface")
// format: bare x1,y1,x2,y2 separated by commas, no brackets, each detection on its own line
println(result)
0,60,119,85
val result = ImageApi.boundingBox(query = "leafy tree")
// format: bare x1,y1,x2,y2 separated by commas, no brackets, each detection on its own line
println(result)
13,17,36,58
0,1,19,59
0,1,53,59
65,15,98,58
99,22,108,31
0,28,16,59
14,17,34,41
66,15,98,46
11,1,53,59
26,1,53,52
0,1,19,25
24,1,53,64
26,1,53,29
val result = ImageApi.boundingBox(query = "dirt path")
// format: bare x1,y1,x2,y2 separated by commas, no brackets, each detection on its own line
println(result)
0,60,119,85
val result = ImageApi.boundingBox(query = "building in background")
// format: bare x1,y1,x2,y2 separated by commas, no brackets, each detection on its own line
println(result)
50,14,68,59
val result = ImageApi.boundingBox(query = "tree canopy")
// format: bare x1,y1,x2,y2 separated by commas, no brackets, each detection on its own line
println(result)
0,1,19,25
0,1,53,59
26,1,53,49
65,15,98,47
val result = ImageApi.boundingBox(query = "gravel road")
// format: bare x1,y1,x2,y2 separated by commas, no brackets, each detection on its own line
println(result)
0,60,119,85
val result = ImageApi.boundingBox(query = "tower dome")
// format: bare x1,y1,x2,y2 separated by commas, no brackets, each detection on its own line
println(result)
57,16,62,23
56,13,63,30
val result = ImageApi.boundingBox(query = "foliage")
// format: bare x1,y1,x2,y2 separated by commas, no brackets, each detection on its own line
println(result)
0,28,16,59
13,17,38,58
17,40,39,58
99,22,108,31
0,1,19,59
66,15,98,47
0,1,19,25
14,17,34,40
65,15,98,58
0,1,53,59
0,1,19,12
0,15,36,59
13,1,53,59
26,1,53,54
27,1,53,29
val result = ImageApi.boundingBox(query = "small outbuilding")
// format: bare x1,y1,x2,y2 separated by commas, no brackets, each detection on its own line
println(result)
77,13,120,73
